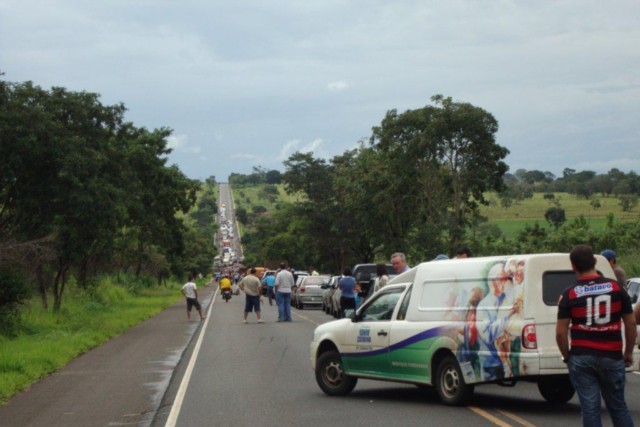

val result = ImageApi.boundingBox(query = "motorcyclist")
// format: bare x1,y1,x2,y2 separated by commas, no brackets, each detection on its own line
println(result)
220,274,233,302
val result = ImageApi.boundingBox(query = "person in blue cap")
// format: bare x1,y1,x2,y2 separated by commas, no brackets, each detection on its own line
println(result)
601,249,627,287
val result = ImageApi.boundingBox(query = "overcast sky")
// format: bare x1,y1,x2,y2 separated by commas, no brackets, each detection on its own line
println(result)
2,1,639,182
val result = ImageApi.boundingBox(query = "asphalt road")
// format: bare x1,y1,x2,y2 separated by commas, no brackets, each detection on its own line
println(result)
3,285,640,427
156,291,640,427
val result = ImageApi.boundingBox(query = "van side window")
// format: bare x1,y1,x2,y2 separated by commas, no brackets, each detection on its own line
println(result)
542,270,609,305
396,286,412,320
542,271,575,305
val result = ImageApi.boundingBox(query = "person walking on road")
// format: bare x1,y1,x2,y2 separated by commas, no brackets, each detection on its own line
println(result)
239,267,264,323
262,272,276,306
338,268,357,318
181,275,206,321
556,244,636,427
274,263,294,322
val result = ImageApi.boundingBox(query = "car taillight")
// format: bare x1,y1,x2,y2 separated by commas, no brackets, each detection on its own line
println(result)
522,324,537,349
300,286,305,293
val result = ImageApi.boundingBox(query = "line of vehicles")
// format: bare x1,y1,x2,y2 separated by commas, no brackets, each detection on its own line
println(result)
215,203,238,267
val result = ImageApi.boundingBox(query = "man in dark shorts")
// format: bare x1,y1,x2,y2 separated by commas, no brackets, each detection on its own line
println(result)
239,267,264,324
181,275,206,321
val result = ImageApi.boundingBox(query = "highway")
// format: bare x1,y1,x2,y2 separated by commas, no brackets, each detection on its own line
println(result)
156,294,640,427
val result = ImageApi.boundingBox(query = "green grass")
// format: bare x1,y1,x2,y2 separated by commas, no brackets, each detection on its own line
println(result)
0,277,189,404
481,192,639,238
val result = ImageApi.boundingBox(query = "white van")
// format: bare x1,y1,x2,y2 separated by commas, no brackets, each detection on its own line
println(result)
310,253,640,405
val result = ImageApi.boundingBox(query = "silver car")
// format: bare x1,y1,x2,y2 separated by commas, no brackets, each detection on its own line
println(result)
292,275,330,309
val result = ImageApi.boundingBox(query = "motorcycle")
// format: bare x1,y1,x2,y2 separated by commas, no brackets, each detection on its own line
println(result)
222,288,232,302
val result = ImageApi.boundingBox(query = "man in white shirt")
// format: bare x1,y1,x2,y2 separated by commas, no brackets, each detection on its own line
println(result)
274,263,294,322
181,275,206,321
239,267,264,324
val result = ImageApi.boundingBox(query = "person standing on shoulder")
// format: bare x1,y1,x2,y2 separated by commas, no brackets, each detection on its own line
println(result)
274,263,294,322
391,252,410,274
601,249,627,287
181,275,206,321
556,244,636,427
239,267,264,324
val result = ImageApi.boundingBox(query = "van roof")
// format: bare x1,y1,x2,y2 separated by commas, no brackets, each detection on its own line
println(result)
387,253,613,285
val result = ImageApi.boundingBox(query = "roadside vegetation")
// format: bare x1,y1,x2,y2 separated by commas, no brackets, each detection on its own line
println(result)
0,275,205,403
0,76,218,404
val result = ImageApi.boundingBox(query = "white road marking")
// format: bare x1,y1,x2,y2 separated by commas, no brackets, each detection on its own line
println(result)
164,288,218,427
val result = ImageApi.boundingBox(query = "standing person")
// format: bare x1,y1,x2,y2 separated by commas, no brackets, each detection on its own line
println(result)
262,272,276,306
181,275,206,321
239,267,264,323
373,263,390,293
556,244,636,427
601,249,627,287
338,268,357,318
391,252,410,274
455,246,473,259
274,263,294,322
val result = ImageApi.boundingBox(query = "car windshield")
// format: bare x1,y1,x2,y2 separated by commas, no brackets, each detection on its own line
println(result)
303,276,330,286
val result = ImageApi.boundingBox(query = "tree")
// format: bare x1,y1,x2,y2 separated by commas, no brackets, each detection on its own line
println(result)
370,95,509,249
545,207,566,230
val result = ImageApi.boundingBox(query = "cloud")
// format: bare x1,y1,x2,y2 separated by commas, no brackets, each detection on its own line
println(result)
167,134,200,154
327,80,349,92
279,139,302,160
278,138,325,161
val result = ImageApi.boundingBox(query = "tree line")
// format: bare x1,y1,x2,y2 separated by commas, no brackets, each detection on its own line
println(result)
234,96,640,274
0,77,215,322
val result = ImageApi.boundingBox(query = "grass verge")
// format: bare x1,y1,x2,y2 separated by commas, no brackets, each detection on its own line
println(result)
0,277,186,404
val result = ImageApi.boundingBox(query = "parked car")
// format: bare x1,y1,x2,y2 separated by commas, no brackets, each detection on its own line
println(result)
352,263,395,297
322,276,339,314
311,254,640,406
292,275,331,309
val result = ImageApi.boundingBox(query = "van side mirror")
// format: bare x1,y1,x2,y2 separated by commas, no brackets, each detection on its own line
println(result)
345,309,358,321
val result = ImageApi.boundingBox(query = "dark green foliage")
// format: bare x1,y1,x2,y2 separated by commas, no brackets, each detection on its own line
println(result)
0,267,30,336
545,207,567,229
0,77,200,312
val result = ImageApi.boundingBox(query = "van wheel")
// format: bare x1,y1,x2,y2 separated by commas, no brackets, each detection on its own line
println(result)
435,356,474,406
315,351,357,396
537,375,574,404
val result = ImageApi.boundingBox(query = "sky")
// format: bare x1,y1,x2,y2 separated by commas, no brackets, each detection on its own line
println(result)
2,0,639,182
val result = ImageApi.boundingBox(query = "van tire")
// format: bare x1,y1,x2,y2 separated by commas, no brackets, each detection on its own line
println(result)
434,356,474,406
537,375,575,404
315,351,357,396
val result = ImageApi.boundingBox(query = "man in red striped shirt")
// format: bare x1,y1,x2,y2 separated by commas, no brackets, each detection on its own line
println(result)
556,244,636,427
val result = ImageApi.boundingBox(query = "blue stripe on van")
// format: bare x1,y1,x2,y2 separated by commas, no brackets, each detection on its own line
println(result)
342,326,446,358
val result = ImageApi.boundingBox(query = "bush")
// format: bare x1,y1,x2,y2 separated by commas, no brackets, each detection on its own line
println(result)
0,267,31,336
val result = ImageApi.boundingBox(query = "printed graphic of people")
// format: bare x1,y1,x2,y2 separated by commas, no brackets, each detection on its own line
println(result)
457,286,484,379
477,261,521,381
